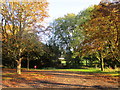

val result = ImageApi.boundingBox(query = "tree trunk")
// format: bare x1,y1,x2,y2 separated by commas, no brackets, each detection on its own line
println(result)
100,56,104,71
16,58,22,74
96,51,104,71
27,58,29,70
86,59,87,66
95,64,98,68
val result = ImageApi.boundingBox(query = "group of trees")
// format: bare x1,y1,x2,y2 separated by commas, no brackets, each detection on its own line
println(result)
1,1,50,74
1,0,120,74
48,0,120,71
79,2,120,71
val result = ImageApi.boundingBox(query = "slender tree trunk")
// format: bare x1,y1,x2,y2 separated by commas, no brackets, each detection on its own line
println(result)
16,58,22,74
96,51,104,71
100,56,104,71
27,57,29,70
86,59,88,66
95,64,98,68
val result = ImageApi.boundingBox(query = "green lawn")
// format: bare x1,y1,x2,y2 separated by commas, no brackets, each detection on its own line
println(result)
62,68,119,76
26,67,120,77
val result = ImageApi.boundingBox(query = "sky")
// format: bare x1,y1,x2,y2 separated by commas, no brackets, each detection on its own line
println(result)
46,0,101,23
42,0,102,43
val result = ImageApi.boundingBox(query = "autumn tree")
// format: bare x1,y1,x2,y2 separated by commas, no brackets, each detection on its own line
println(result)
1,1,49,74
78,2,120,71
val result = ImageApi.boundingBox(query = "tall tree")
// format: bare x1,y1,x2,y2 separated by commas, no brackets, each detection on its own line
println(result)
78,2,120,71
1,1,49,74
71,6,94,53
49,13,77,67
49,13,76,51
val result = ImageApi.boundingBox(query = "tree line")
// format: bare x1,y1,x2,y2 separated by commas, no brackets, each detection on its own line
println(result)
1,1,50,74
48,1,120,71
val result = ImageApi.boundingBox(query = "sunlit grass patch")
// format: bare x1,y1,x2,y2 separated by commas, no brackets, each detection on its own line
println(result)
104,68,119,72
100,68,120,76
33,67,119,77
63,68,101,72
110,73,120,77
44,68,101,73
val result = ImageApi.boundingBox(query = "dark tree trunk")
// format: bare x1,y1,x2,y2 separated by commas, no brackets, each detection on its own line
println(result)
27,57,29,70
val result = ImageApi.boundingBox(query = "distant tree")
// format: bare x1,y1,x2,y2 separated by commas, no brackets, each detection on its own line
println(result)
49,14,77,67
49,13,76,51
71,6,94,53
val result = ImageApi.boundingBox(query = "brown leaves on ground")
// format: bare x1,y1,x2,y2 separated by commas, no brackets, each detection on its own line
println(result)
2,68,119,89
2,68,52,88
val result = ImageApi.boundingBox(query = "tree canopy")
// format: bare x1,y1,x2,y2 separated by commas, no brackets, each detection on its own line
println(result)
1,1,49,74
1,1,120,72
48,1,120,70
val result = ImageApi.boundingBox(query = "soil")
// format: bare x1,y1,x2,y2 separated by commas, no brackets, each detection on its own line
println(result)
2,68,120,89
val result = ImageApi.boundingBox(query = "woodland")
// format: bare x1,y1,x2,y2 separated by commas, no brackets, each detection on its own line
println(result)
1,0,120,75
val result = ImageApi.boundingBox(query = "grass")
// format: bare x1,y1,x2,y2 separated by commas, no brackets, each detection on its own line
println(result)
101,68,119,76
26,67,120,77
3,67,119,77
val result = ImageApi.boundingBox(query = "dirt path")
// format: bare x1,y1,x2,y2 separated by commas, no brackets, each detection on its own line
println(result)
2,69,119,89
